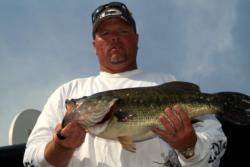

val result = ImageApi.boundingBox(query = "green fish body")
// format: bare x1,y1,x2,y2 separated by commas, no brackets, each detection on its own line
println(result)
62,81,250,152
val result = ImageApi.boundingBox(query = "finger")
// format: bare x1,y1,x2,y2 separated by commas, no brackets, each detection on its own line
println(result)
61,121,78,136
64,121,86,137
165,107,183,131
54,123,62,132
54,123,66,140
56,129,66,140
151,127,174,139
55,121,85,141
174,105,191,126
56,121,74,140
159,114,176,136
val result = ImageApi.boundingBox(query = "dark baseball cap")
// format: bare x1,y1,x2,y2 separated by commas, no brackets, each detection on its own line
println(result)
91,2,137,38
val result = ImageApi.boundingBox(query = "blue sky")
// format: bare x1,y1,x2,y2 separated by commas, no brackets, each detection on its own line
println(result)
0,0,249,146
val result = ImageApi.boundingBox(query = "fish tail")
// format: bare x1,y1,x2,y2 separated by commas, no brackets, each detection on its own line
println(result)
216,92,250,125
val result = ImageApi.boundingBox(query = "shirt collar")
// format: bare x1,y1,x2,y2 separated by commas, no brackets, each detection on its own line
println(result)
99,69,142,78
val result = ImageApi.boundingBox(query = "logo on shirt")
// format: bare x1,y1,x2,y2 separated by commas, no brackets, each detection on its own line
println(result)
153,150,181,167
208,140,227,163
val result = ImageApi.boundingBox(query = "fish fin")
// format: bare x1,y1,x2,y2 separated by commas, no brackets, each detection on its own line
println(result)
160,81,201,93
118,136,136,152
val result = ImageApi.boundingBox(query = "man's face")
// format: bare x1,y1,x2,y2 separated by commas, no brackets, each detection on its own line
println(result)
93,18,138,73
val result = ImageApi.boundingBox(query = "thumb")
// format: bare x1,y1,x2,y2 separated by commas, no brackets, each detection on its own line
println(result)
54,123,62,132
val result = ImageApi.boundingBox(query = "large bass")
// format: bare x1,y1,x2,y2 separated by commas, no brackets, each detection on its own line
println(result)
60,81,250,152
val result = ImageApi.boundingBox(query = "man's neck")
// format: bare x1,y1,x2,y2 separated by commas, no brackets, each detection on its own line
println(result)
100,66,138,74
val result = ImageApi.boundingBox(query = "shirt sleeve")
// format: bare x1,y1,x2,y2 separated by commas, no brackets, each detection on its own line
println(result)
176,115,227,167
23,86,65,167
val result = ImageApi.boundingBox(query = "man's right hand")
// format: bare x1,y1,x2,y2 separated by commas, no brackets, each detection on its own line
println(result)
44,121,86,167
54,121,86,150
54,97,86,149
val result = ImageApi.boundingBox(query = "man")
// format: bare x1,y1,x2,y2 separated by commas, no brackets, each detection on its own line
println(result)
23,2,227,167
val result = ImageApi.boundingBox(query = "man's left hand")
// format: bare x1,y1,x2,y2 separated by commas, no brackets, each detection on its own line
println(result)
151,105,197,152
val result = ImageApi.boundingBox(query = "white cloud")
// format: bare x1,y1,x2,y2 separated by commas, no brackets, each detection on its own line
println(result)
172,0,237,80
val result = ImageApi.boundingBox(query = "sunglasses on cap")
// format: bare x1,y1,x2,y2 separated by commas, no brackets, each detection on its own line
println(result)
91,2,131,24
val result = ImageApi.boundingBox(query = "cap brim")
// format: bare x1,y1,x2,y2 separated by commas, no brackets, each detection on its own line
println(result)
92,15,129,37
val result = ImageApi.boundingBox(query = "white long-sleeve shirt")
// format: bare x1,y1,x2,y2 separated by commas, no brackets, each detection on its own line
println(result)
23,69,227,167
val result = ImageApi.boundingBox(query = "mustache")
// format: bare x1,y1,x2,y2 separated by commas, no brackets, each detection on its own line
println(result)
108,42,123,50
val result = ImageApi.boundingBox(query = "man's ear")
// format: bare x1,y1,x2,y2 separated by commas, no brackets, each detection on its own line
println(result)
92,39,99,56
135,33,139,50
92,39,96,49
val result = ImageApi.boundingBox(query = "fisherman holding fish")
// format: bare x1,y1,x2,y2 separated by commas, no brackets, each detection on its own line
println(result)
24,2,228,167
